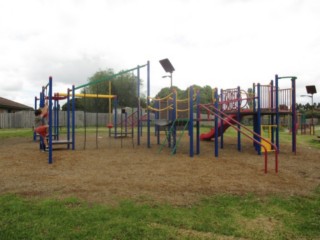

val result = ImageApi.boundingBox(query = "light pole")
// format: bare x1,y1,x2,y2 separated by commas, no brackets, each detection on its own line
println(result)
159,58,175,89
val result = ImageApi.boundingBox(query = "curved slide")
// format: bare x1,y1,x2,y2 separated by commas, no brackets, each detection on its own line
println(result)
200,114,237,141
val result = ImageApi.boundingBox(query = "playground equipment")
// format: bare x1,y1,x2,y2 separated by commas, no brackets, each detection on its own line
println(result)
297,112,316,135
34,77,80,163
198,76,296,152
34,60,296,173
147,87,196,156
200,114,237,141
35,63,149,164
260,125,277,153
69,63,149,150
145,74,297,173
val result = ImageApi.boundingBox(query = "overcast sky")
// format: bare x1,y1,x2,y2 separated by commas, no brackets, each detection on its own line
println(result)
0,0,319,108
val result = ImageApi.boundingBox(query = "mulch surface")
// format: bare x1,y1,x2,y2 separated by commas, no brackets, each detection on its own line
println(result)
1,133,319,205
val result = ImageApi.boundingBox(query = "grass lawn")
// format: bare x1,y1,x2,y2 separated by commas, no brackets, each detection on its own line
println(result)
1,128,319,239
0,188,319,240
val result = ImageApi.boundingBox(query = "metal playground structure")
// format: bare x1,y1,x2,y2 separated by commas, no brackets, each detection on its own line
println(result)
34,61,297,173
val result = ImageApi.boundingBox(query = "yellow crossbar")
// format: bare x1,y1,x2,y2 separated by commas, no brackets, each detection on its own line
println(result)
57,93,116,99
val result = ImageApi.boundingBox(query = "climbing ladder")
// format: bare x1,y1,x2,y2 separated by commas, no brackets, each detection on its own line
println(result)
158,118,190,155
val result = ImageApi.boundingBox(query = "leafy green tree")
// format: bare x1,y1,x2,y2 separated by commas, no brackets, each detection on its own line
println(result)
81,69,142,112
111,72,139,108
199,85,213,104
155,87,175,99
61,68,144,112
80,69,114,113
61,98,84,111
154,85,213,104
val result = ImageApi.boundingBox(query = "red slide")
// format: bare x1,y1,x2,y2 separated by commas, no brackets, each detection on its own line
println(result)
200,115,237,141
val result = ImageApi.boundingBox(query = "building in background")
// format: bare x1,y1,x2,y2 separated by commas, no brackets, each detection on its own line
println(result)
0,97,33,113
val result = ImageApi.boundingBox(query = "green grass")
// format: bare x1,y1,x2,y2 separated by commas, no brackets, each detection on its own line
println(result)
0,128,33,138
211,125,320,149
1,129,319,239
0,189,319,240
2,126,319,150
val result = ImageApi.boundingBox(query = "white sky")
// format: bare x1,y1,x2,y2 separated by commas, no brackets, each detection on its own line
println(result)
0,0,319,108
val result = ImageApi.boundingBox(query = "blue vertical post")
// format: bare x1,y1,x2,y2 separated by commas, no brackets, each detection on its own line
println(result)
57,103,60,140
196,89,200,155
53,96,57,140
275,75,280,152
252,83,256,148
48,76,53,164
114,98,118,137
237,86,241,152
40,90,44,108
257,83,261,155
39,91,45,150
147,61,151,148
220,89,224,149
291,77,296,153
33,96,38,141
72,85,75,150
67,89,70,149
214,88,219,157
172,90,177,154
253,83,256,112
137,66,141,145
270,80,275,147
189,86,194,157
155,101,160,144
167,96,172,148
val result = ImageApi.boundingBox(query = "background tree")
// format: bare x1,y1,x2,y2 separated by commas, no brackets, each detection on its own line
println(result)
61,98,84,111
198,85,213,104
154,85,213,104
61,68,144,112
154,87,176,99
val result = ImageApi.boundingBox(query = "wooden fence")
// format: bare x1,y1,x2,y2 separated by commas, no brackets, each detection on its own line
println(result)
4,110,309,129
0,111,114,129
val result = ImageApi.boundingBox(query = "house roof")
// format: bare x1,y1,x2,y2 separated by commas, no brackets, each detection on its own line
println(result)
0,97,33,110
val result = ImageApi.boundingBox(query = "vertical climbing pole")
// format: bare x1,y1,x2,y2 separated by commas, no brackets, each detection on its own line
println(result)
291,77,297,154
147,61,151,148
220,89,224,149
214,88,219,157
172,90,177,154
155,101,160,144
237,86,241,152
270,80,275,145
33,96,38,141
66,89,71,149
72,85,76,150
39,88,45,151
252,83,258,150
196,89,200,155
275,75,280,152
257,83,261,155
48,76,53,164
53,95,58,140
57,101,60,140
275,75,297,154
113,97,118,137
137,65,141,146
189,86,194,157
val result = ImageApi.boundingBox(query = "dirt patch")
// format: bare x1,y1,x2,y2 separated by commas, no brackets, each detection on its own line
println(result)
0,133,319,205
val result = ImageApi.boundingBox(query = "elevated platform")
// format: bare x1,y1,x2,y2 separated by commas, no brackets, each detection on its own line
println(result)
51,139,73,145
